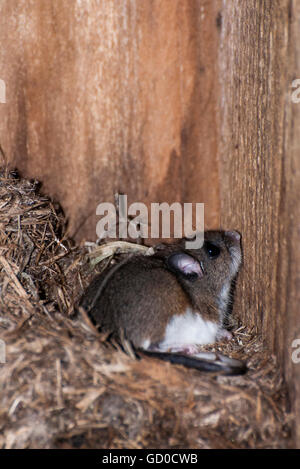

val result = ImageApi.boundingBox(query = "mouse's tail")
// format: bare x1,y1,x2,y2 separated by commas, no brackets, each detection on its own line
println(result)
138,350,247,376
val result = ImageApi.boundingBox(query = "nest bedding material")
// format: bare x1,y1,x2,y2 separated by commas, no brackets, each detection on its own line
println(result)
0,168,293,449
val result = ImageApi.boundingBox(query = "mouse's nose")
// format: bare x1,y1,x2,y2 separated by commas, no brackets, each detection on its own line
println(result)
225,230,241,245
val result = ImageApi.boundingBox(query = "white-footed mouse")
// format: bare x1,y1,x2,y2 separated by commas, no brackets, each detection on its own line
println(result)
80,231,247,375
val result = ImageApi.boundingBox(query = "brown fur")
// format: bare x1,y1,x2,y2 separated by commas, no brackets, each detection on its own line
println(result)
80,231,241,349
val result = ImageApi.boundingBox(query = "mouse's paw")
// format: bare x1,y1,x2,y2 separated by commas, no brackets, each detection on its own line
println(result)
217,328,233,341
168,344,200,355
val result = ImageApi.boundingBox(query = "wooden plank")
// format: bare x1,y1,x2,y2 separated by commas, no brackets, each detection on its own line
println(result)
0,0,221,240
283,0,300,448
218,0,289,347
219,0,300,447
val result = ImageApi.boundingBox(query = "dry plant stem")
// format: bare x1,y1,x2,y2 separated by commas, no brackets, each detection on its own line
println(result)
87,241,154,267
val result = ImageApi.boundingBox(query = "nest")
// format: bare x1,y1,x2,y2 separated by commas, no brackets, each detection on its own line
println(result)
0,168,292,449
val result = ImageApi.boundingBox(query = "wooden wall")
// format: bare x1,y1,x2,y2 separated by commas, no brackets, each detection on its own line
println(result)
219,1,289,352
0,0,221,240
219,0,299,445
0,0,299,446
284,0,300,447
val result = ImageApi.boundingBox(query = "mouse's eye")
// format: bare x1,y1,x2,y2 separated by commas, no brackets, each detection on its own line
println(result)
204,242,221,259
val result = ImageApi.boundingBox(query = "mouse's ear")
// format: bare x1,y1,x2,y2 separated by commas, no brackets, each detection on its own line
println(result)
166,252,203,279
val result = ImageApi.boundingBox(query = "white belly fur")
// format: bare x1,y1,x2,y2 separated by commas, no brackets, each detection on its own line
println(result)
155,307,219,352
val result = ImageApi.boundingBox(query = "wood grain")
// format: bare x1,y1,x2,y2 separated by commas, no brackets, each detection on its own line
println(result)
283,0,300,447
0,0,221,240
219,0,300,446
218,0,290,345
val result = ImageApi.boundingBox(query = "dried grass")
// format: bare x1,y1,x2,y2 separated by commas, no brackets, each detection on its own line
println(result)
0,168,293,449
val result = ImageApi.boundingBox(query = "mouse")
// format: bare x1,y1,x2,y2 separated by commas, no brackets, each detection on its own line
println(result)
80,230,247,375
